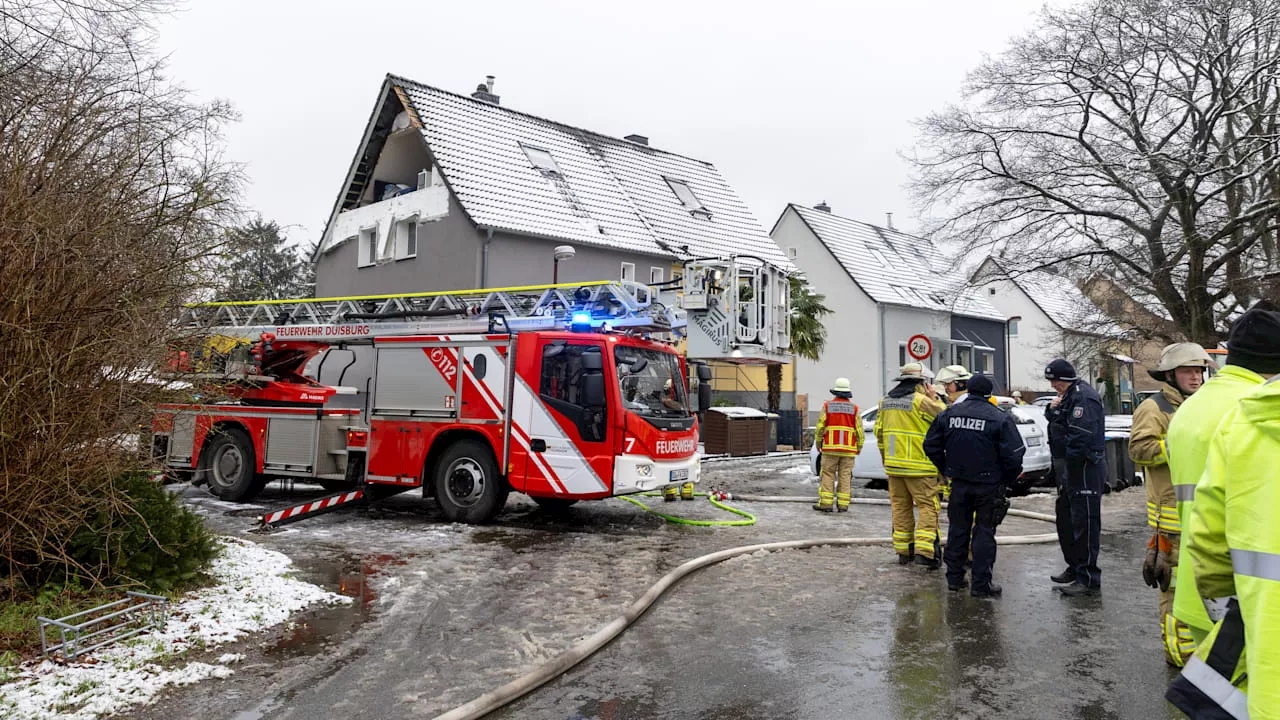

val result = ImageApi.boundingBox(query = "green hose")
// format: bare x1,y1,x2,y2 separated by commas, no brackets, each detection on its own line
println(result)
621,492,756,526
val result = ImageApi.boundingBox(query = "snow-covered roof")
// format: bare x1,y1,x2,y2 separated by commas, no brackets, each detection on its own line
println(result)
786,205,1005,321
978,257,1124,336
319,75,787,267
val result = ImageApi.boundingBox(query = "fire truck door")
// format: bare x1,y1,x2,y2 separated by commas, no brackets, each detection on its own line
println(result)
520,340,611,496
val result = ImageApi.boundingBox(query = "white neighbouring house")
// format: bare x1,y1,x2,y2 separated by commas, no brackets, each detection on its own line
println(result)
971,256,1130,395
771,203,1008,420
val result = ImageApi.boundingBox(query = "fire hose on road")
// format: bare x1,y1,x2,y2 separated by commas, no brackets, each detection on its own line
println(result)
432,494,1059,720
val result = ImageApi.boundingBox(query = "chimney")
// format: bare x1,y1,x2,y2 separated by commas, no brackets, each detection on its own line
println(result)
885,212,895,230
814,201,831,213
624,134,649,146
471,75,500,105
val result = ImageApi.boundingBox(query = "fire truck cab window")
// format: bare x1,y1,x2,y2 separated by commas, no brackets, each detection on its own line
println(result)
539,343,606,442
616,347,688,419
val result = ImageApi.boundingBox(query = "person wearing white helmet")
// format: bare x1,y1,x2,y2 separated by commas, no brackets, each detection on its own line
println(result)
874,362,947,567
1012,390,1027,405
813,377,865,512
1129,342,1213,666
936,365,974,405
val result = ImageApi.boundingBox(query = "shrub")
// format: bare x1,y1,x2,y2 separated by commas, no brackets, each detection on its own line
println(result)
62,474,220,593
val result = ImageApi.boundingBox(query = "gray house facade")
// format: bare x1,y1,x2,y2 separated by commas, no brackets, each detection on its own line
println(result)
313,74,787,299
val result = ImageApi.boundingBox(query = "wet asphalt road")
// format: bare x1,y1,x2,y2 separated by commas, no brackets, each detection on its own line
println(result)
135,456,1183,720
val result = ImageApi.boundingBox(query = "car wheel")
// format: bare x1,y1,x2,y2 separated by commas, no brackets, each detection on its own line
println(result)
434,440,508,524
201,428,264,502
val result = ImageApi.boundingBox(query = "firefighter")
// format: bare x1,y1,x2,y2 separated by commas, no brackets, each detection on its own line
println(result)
1168,378,1280,718
1045,358,1107,597
874,362,947,567
1012,390,1027,405
923,375,1025,597
1129,342,1212,667
936,365,973,404
814,377,864,512
1168,302,1279,653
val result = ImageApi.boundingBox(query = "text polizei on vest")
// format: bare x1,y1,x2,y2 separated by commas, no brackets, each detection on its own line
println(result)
949,417,987,431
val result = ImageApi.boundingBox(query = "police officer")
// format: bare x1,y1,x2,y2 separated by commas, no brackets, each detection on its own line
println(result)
924,375,1025,597
1045,359,1107,597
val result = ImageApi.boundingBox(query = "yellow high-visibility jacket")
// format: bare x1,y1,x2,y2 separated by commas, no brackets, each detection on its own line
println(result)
1130,383,1183,534
1168,365,1266,640
874,385,945,476
1182,378,1280,719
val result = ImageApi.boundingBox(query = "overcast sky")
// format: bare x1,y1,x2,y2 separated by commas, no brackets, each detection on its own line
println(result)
157,0,1048,247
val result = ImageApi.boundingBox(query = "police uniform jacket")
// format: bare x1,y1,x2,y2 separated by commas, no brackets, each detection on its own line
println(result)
922,397,1025,485
1046,380,1106,463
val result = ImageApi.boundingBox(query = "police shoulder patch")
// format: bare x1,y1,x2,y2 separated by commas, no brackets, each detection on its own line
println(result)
1072,407,1083,418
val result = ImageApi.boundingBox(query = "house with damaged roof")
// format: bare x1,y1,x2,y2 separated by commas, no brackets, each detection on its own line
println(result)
770,203,1009,419
311,74,794,407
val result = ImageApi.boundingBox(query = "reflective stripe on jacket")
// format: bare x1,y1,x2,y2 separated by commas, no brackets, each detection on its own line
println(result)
1168,365,1266,637
1185,377,1280,719
818,399,864,457
874,387,945,476
1130,384,1182,533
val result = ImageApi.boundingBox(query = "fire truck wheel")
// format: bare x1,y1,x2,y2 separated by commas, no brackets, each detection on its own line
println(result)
202,428,262,502
434,440,507,524
531,497,579,513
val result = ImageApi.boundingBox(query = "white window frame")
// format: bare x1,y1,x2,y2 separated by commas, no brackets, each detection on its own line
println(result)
787,246,798,259
1008,319,1020,337
395,215,419,260
357,227,378,267
649,267,664,284
621,262,636,282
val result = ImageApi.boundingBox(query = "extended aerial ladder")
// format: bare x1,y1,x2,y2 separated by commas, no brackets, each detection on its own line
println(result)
177,255,791,364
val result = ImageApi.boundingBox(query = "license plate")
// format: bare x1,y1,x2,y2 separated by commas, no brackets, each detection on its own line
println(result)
670,468,689,482
1027,437,1042,446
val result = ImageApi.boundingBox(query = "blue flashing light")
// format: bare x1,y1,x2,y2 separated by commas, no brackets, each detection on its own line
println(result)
571,312,592,332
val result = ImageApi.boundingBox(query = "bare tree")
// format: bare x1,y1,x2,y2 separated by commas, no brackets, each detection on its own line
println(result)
911,0,1280,344
0,0,239,590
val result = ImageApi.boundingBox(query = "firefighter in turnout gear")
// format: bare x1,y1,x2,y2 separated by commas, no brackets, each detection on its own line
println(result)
1130,342,1212,667
814,377,864,512
1045,358,1107,596
1168,302,1279,655
923,375,1025,597
875,362,947,567
1166,302,1280,720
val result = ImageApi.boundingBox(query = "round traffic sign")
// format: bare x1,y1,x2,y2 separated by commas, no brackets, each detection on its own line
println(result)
907,334,932,360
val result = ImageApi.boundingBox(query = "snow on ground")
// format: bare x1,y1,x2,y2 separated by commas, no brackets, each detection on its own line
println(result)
0,537,349,720
780,464,811,475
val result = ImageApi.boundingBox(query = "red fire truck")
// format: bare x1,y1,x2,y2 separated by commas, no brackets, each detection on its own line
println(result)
152,258,791,526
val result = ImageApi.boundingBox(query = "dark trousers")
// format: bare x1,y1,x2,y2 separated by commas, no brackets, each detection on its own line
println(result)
944,480,1000,590
1054,458,1104,588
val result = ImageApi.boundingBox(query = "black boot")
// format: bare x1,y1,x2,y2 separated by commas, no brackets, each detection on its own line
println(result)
1054,581,1099,597
1050,568,1076,584
971,583,1003,598
915,555,940,570
898,553,913,565
948,578,968,591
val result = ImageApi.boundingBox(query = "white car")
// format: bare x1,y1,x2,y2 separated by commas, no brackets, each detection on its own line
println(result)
810,396,1053,494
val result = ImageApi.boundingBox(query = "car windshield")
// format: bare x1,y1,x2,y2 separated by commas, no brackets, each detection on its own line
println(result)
615,347,688,418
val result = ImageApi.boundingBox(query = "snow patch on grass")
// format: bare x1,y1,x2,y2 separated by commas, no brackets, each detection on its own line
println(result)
0,537,348,720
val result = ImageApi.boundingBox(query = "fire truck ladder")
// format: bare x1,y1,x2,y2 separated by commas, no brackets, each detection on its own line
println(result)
181,281,684,339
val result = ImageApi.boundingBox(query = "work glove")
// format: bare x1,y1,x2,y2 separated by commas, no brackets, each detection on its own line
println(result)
939,476,952,502
1142,534,1174,590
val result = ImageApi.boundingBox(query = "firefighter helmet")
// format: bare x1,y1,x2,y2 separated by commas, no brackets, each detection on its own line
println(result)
831,377,853,394
1148,343,1212,381
894,362,931,382
935,365,972,385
